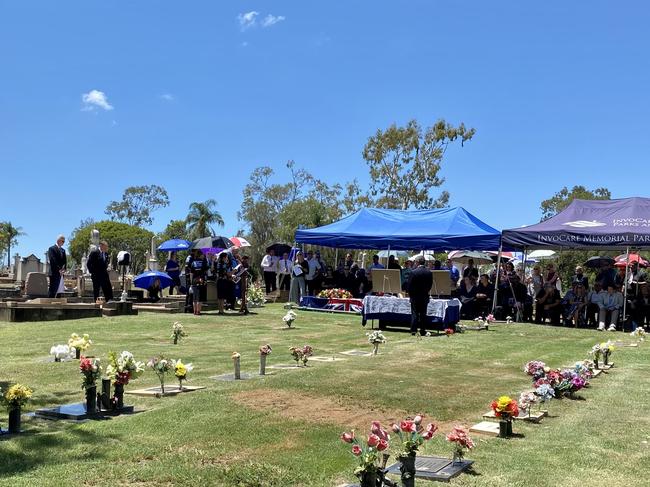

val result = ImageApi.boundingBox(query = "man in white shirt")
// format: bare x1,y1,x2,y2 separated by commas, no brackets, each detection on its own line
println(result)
260,249,279,294
277,252,292,291
366,254,385,292
598,284,624,331
305,250,322,296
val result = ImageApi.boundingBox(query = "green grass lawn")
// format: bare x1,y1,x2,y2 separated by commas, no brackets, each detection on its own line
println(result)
1,305,649,486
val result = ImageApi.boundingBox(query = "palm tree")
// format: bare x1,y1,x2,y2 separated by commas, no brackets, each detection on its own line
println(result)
0,221,26,268
186,199,224,239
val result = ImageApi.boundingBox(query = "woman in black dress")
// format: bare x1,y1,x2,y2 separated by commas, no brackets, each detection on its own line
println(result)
214,252,232,315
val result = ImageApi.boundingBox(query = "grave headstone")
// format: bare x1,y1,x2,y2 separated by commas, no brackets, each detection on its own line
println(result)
17,254,42,282
25,272,48,297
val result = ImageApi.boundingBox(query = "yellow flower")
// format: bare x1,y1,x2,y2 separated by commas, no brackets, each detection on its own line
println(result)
5,384,33,407
175,363,187,377
496,396,512,411
231,352,241,360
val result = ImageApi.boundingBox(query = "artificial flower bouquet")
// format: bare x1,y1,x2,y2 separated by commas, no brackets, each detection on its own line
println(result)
172,359,193,389
106,351,145,386
283,310,297,328
259,344,273,356
524,360,548,380
518,392,538,417
534,383,555,407
490,396,519,419
319,288,353,299
289,346,303,365
50,344,74,362
68,333,92,356
391,415,438,458
247,283,266,307
171,321,187,344
147,355,172,394
340,421,389,485
3,384,33,411
79,356,101,390
301,345,313,365
631,327,646,341
444,327,455,337
366,330,387,345
446,426,474,464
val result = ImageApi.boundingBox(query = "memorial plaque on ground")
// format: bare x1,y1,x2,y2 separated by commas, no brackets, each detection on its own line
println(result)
125,385,205,397
385,455,474,482
34,403,135,421
483,410,546,422
339,349,373,357
613,341,638,348
267,363,302,369
308,356,345,362
470,421,501,436
211,373,257,381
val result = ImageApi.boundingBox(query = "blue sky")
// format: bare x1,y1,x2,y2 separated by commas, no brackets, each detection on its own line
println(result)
2,1,648,258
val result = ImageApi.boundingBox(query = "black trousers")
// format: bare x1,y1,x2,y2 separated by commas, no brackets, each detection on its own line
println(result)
263,271,277,293
48,273,61,298
278,274,291,291
91,274,114,301
410,300,429,335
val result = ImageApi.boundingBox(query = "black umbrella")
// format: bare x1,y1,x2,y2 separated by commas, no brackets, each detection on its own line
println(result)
266,243,292,256
584,256,615,268
191,236,234,252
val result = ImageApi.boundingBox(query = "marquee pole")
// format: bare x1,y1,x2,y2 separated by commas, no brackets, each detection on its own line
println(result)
491,244,503,314
623,246,630,327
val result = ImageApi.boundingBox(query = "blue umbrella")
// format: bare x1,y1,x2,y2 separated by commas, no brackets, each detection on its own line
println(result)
158,239,192,252
133,271,174,290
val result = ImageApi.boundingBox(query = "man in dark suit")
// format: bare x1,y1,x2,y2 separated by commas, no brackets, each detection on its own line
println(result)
408,256,433,336
86,240,113,301
47,234,67,298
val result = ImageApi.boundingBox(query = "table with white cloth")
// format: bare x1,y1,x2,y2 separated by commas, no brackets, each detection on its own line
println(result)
361,295,461,330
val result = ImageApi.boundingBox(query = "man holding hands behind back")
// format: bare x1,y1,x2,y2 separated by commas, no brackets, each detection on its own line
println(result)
408,255,433,336
47,234,67,298
87,240,113,302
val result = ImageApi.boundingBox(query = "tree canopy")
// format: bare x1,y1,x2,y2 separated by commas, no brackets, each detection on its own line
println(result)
186,199,224,239
105,185,170,227
540,185,611,221
0,222,25,268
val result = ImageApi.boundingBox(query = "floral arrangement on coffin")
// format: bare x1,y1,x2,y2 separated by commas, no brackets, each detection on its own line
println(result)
490,396,519,419
247,283,266,307
79,356,101,390
171,321,187,344
318,288,353,299
366,331,386,354
340,422,389,486
444,328,455,337
524,360,548,380
518,392,538,417
172,359,193,390
147,356,172,394
68,333,92,357
283,310,297,328
446,426,475,464
50,344,74,362
259,344,272,356
4,384,33,410
631,327,646,341
106,351,145,386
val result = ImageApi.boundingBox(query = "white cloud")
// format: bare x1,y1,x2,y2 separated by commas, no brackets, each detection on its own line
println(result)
81,89,113,111
160,93,174,102
261,14,285,28
238,11,259,30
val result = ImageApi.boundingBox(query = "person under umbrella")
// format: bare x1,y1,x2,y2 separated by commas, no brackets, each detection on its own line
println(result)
165,252,181,295
187,250,209,315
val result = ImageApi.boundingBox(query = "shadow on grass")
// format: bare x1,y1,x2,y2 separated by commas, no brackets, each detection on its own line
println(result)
0,423,117,477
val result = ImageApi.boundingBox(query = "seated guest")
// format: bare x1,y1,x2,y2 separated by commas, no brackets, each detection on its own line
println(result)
500,274,530,322
631,284,650,329
571,266,589,290
596,262,616,290
463,259,479,280
535,282,562,325
458,276,478,318
445,259,460,293
337,266,357,295
147,278,162,303
527,265,544,297
614,266,627,291
401,260,413,292
598,284,624,331
387,255,402,270
475,273,494,317
586,282,605,326
562,283,587,327
355,268,369,298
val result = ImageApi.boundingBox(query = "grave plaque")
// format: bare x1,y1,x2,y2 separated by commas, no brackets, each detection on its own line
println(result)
385,455,474,482
339,349,373,357
469,421,501,436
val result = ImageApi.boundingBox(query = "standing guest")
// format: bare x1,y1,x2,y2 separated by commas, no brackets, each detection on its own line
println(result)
261,249,278,294
337,266,357,295
214,252,232,315
598,284,623,331
526,265,544,297
544,263,559,290
147,278,162,303
277,252,292,292
47,234,67,298
366,254,385,291
289,251,309,303
631,284,650,329
614,266,627,291
355,268,369,298
535,282,562,325
238,255,251,315
305,250,322,296
475,273,494,317
313,250,326,295
401,260,413,292
596,262,616,289
463,258,479,280
445,259,460,292
571,266,589,290
188,250,209,315
500,274,530,322
407,256,433,336
345,253,355,268
387,255,402,270
433,260,442,270
165,252,181,295
628,262,648,298
87,240,113,302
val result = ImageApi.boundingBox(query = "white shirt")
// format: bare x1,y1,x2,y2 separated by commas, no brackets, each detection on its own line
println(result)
278,258,292,275
261,254,278,273
306,258,321,280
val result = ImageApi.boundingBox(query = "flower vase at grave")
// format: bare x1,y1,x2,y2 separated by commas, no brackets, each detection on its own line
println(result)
8,408,21,434
499,417,512,438
85,386,97,414
75,348,81,360
101,379,112,410
604,351,610,366
594,357,599,369
399,453,417,487
259,355,267,376
372,343,379,355
234,357,241,380
54,357,61,363
358,469,377,487
452,448,463,466
173,336,178,345
114,384,124,409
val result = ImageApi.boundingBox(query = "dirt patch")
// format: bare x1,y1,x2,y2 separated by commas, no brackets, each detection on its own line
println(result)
232,388,455,432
